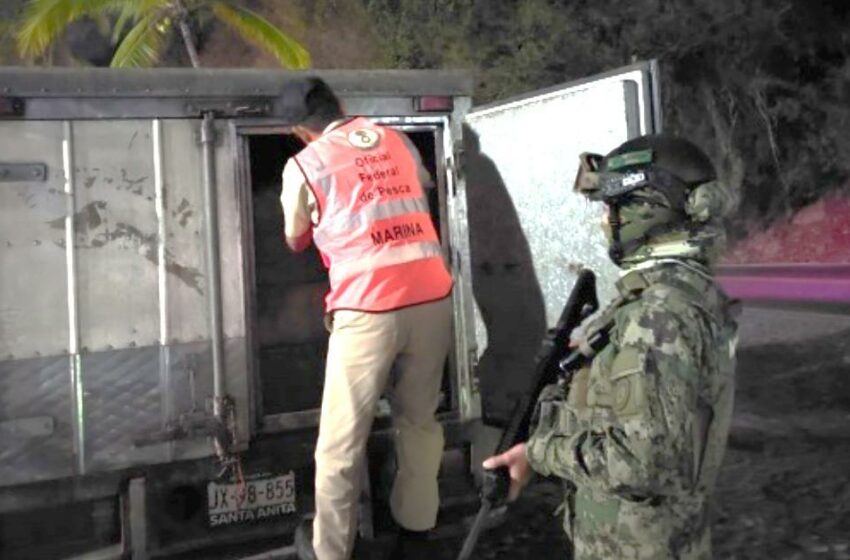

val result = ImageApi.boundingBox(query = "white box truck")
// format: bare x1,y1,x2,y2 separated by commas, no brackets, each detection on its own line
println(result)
0,62,660,559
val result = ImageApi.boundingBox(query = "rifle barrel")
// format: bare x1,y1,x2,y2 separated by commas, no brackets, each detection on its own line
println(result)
456,501,492,560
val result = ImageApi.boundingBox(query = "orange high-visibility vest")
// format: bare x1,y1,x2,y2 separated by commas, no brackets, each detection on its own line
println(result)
293,117,452,312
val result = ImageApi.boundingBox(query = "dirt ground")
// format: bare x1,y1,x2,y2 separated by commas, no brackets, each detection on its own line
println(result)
711,307,850,560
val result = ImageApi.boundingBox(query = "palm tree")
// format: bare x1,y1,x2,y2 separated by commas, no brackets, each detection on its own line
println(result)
17,0,311,69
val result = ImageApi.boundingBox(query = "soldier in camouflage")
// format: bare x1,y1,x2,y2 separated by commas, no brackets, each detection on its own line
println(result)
483,135,739,559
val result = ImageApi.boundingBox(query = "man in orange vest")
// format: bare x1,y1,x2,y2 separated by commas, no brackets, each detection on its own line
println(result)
281,78,453,560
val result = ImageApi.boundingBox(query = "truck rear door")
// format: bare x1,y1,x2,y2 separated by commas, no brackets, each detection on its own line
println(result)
0,70,259,487
461,61,661,425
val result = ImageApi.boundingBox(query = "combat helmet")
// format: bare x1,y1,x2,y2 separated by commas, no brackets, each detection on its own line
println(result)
574,134,731,264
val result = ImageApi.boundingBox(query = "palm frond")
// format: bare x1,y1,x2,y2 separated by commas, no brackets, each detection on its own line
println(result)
110,13,170,68
17,0,130,59
111,3,139,44
211,1,311,69
112,0,172,43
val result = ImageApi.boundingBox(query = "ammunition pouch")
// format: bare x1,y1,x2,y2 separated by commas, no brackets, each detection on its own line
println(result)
527,380,589,470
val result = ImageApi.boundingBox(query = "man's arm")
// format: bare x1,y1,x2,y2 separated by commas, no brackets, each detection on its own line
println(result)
526,297,705,499
280,159,317,253
285,229,313,253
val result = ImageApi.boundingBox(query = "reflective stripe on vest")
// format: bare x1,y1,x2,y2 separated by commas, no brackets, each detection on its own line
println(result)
294,117,452,311
313,196,431,247
329,240,445,286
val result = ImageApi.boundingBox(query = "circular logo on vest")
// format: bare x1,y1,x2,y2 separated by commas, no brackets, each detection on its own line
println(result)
613,377,632,413
348,128,380,150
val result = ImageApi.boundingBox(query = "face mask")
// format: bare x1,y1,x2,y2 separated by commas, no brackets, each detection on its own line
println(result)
602,197,681,263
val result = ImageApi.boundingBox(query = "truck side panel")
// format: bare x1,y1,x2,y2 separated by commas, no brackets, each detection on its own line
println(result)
0,117,252,484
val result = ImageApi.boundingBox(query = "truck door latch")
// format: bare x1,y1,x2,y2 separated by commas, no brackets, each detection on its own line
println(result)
132,411,232,448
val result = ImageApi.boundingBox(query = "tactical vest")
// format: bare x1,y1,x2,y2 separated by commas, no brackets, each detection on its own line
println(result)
530,261,738,559
569,264,735,492
294,117,452,312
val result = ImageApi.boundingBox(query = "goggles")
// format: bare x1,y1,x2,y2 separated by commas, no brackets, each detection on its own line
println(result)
573,150,689,208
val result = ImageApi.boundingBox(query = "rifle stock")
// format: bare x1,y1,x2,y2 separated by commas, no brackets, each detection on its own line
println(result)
456,269,599,560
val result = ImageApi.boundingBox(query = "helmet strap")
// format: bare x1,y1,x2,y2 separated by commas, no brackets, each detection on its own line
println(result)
607,202,625,264
616,217,692,261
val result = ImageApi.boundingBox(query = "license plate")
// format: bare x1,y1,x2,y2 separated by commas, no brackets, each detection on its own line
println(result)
207,471,297,527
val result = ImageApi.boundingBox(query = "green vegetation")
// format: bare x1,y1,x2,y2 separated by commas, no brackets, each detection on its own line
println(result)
0,1,24,65
4,0,848,228
16,0,310,68
364,0,850,229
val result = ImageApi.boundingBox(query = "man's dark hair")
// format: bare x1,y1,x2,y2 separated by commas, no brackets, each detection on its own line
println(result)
299,78,344,132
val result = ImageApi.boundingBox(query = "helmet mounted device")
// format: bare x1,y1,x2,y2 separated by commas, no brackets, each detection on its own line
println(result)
574,149,690,210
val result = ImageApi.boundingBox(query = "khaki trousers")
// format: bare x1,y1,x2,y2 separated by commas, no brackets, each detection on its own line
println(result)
312,297,452,560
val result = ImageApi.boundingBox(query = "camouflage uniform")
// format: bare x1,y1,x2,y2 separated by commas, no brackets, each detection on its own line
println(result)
526,135,739,559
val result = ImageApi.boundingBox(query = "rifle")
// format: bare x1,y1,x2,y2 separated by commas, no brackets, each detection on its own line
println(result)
456,269,600,560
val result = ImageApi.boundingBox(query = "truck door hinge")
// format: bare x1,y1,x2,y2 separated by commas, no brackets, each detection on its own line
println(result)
0,163,48,182
0,416,55,439
194,112,223,146
186,99,271,118
454,143,465,179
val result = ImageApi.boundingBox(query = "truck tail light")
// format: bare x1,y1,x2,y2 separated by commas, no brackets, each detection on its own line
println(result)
0,97,24,117
415,96,453,112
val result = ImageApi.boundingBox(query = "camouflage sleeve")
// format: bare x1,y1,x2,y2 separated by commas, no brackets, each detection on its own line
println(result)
526,297,704,499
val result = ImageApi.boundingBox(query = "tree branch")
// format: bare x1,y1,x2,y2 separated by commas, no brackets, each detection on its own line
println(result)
174,0,200,68
702,84,744,196
751,83,789,209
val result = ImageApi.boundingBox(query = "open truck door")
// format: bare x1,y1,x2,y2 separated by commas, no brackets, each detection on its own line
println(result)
452,60,662,559
460,60,662,441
